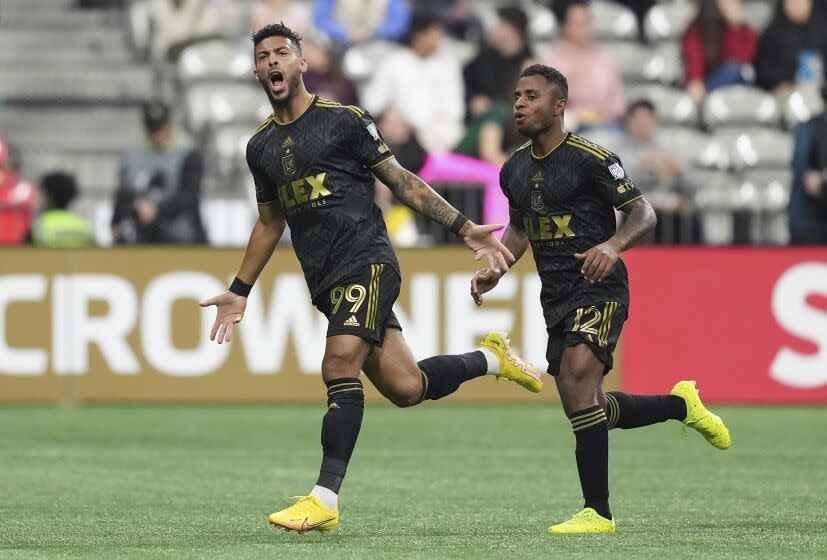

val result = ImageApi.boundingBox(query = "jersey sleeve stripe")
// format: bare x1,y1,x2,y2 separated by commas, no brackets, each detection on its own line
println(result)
257,198,277,205
566,140,607,160
615,194,644,209
369,155,396,168
569,134,611,157
503,141,531,165
251,115,274,137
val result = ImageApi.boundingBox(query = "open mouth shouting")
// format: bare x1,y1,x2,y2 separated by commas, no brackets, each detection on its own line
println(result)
268,69,286,95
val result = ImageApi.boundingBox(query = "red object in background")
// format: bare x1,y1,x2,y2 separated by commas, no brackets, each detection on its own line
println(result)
0,167,38,245
622,248,827,403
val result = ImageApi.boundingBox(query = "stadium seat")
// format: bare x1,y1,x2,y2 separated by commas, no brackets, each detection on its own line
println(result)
527,3,557,40
178,40,253,84
624,84,698,126
704,85,781,129
657,127,728,169
783,86,825,128
590,1,638,41
207,123,255,185
741,1,774,32
644,2,695,42
691,167,738,245
738,168,792,244
342,40,402,83
716,127,794,170
185,82,272,135
603,40,683,85
127,0,150,59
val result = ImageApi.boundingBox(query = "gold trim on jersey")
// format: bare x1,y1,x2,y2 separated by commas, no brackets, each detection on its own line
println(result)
502,140,531,166
566,140,607,160
615,194,644,209
369,155,396,168
251,115,275,138
272,94,317,126
569,133,612,158
567,134,611,161
316,97,366,117
530,132,569,159
257,199,277,205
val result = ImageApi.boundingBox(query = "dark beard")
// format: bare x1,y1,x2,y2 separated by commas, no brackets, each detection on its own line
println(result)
263,72,303,106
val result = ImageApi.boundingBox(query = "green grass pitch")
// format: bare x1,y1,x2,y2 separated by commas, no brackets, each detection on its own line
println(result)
1,404,825,559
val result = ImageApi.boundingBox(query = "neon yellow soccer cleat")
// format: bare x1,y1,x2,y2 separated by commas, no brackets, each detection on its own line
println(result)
548,508,616,535
479,332,543,393
671,380,731,450
268,496,339,533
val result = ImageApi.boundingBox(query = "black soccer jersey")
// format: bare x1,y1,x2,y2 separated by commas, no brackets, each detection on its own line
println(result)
500,132,644,327
246,95,399,305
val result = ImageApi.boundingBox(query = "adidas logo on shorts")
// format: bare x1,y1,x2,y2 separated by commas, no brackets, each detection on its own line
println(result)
344,315,360,327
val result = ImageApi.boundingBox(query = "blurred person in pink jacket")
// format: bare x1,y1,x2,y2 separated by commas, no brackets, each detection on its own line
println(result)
542,0,625,130
0,137,38,245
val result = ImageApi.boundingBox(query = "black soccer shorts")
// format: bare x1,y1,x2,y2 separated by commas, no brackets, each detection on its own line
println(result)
546,301,627,376
318,264,402,347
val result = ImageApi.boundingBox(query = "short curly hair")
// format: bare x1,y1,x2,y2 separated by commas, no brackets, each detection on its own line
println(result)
520,64,568,100
252,22,303,53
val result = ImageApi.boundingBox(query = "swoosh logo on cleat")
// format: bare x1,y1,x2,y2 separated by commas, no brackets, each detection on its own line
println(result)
301,517,334,532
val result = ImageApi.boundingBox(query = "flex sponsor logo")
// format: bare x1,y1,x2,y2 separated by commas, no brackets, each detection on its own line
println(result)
276,172,331,213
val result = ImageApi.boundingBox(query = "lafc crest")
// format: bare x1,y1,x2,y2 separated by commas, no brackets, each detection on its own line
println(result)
531,189,544,211
282,153,296,175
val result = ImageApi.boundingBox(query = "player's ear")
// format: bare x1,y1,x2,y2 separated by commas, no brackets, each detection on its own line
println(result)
299,56,308,74
554,98,567,116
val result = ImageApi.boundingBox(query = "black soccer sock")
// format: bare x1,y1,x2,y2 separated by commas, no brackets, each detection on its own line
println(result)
416,351,488,402
570,405,611,520
315,377,365,494
605,392,687,430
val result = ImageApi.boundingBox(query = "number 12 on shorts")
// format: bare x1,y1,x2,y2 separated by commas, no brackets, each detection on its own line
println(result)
571,302,619,348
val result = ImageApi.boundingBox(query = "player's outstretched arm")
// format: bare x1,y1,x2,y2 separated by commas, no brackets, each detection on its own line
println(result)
372,157,514,273
199,201,286,344
471,224,530,306
575,196,656,284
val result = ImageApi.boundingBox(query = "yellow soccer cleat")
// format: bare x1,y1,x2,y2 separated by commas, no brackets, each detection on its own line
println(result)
268,496,339,533
479,332,543,393
548,508,616,535
671,380,731,450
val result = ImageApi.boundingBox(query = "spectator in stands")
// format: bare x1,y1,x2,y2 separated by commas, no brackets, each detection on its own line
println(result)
0,137,38,245
28,172,94,248
111,101,207,245
542,0,625,130
303,38,359,105
614,99,699,243
789,84,827,244
413,0,482,41
608,0,656,43
313,0,410,46
362,11,465,153
148,0,225,63
755,0,827,98
681,0,758,105
250,0,311,35
457,6,532,165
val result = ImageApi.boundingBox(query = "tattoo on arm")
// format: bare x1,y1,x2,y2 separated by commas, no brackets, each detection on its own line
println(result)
613,197,657,251
373,158,460,229
501,225,530,264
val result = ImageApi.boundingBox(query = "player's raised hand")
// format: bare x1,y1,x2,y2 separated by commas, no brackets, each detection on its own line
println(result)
199,291,247,344
471,267,503,306
574,240,620,283
461,223,515,275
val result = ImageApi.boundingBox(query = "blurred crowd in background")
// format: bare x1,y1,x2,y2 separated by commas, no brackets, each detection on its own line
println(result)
1,0,826,248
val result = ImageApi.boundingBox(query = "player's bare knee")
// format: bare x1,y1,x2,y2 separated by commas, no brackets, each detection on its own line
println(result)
386,378,422,408
321,352,362,381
